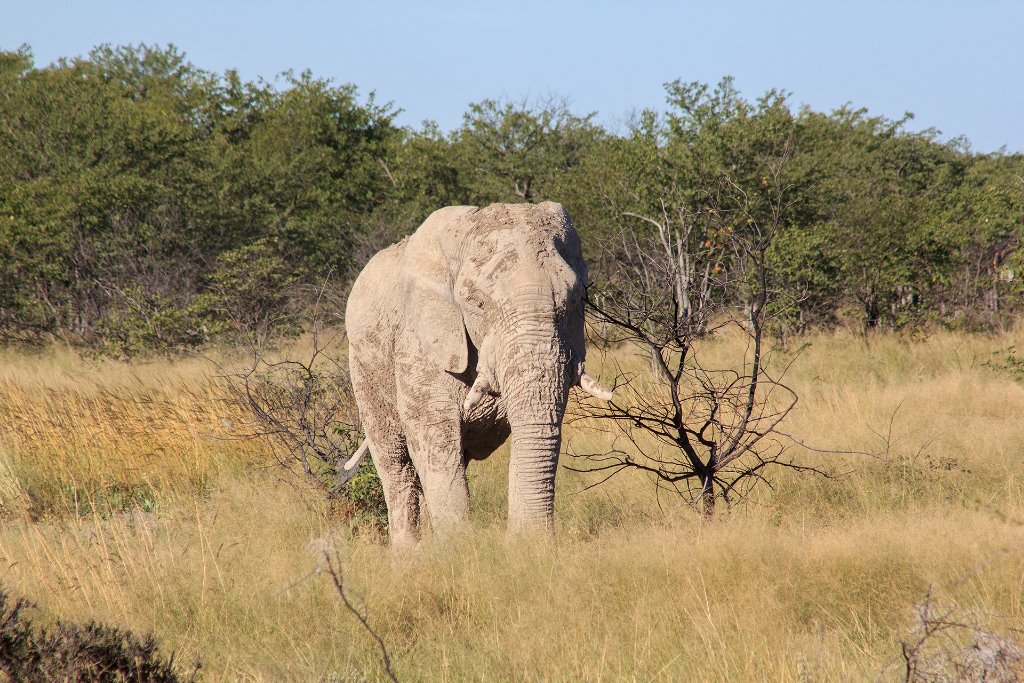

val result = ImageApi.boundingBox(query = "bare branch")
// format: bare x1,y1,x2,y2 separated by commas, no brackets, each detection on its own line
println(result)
322,552,399,683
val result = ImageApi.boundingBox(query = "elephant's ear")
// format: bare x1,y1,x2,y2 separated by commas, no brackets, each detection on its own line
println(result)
400,237,469,375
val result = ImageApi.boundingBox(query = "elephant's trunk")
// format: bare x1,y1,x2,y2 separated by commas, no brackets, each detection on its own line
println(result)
498,285,572,531
507,422,562,530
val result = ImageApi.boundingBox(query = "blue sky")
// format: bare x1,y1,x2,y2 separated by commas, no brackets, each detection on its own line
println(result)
3,1,1022,153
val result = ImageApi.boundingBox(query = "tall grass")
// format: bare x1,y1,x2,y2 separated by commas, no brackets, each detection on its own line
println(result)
1,330,1023,680
0,347,260,518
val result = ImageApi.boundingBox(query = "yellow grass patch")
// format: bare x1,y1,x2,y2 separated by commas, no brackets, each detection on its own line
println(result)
0,348,260,518
0,330,1022,680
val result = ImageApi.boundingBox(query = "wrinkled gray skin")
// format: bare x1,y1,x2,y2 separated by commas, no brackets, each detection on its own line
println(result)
345,202,606,544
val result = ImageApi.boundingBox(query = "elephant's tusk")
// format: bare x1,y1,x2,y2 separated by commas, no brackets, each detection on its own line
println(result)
463,375,494,412
579,372,613,401
343,439,369,471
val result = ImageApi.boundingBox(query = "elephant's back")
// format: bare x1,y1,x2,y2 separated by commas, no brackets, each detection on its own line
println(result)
346,240,406,351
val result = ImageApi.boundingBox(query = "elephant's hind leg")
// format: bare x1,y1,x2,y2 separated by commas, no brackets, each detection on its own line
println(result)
351,353,421,545
367,428,422,546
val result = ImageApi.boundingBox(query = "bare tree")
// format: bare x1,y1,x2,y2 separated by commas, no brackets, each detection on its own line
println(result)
569,140,825,515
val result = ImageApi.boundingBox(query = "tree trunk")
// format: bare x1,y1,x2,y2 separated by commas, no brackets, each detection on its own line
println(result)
700,472,715,518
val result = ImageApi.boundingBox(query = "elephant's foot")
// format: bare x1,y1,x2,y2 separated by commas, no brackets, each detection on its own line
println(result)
389,528,420,550
419,468,470,533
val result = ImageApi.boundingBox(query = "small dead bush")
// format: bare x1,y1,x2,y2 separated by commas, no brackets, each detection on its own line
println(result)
894,587,1024,683
0,586,198,682
218,317,387,536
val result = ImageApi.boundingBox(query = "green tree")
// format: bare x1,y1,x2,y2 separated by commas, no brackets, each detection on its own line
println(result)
201,70,400,277
0,45,204,340
793,108,965,329
933,154,1024,325
454,97,599,204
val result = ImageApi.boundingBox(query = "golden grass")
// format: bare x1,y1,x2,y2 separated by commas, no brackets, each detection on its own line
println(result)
1,330,1023,680
0,347,260,518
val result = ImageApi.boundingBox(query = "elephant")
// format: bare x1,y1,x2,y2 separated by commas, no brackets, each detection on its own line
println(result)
343,201,612,544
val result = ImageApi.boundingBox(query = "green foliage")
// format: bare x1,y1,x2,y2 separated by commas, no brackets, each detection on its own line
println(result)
789,107,968,328
982,346,1024,382
1,43,1023,349
207,70,400,273
930,155,1024,327
94,287,215,359
454,97,599,204
767,222,844,332
336,456,388,537
204,239,299,343
376,122,470,223
0,44,399,348
0,586,197,681
92,240,298,357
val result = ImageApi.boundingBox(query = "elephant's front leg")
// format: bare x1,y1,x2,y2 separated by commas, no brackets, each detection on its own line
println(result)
407,415,469,532
396,366,470,534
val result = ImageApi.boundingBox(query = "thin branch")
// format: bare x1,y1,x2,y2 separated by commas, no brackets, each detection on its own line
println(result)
322,552,399,683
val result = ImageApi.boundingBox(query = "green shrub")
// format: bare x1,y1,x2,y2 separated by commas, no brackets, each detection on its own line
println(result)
335,455,388,537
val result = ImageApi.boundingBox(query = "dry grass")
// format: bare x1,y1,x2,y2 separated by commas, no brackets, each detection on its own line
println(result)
0,347,260,519
1,330,1023,680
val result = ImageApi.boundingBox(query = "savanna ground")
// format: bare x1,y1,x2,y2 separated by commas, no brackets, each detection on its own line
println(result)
1,330,1023,681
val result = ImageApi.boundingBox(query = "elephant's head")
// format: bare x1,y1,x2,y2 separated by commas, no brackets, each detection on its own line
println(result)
399,202,610,529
